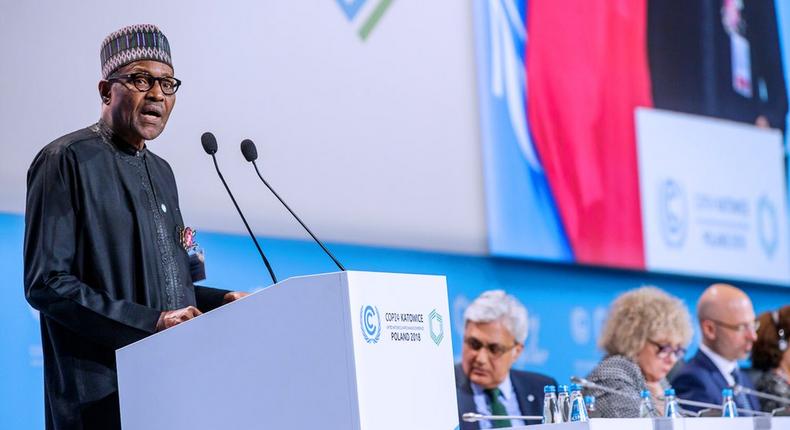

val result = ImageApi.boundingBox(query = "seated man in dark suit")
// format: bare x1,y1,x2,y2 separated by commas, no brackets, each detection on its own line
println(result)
456,290,557,429
671,283,760,412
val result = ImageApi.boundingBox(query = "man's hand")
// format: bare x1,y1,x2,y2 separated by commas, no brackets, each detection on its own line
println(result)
156,306,202,332
223,291,250,304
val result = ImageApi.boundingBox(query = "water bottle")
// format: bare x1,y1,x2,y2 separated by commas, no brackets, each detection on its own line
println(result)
542,385,560,424
638,389,656,418
721,388,739,417
569,383,589,422
584,395,602,418
557,384,571,422
664,388,682,418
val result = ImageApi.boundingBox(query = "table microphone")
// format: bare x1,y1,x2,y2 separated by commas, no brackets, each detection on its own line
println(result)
240,138,345,271
461,412,543,423
571,376,630,398
734,384,790,406
570,376,698,417
571,376,651,404
201,132,278,284
572,377,771,417
653,394,770,417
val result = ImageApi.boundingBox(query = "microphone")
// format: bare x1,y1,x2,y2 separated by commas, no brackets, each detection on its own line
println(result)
239,138,345,272
461,412,543,423
571,376,771,416
570,376,699,417
201,133,217,154
571,376,628,398
571,377,771,417
652,395,770,417
201,132,277,284
734,384,790,406
571,376,654,405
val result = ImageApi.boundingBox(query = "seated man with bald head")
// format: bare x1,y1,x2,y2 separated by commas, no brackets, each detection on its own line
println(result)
671,284,760,411
455,290,556,429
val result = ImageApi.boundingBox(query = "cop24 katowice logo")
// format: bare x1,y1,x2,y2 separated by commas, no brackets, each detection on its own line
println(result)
757,195,778,258
360,305,381,344
429,309,444,346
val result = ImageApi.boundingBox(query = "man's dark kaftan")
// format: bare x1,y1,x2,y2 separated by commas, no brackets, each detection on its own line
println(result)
24,123,228,429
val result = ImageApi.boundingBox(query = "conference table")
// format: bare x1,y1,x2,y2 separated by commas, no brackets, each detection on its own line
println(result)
520,417,789,430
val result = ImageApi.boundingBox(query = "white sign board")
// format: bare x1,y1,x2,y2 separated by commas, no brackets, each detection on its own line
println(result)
345,271,458,430
636,108,790,285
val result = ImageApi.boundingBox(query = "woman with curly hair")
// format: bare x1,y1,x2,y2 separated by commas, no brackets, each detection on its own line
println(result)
751,306,790,413
585,287,693,417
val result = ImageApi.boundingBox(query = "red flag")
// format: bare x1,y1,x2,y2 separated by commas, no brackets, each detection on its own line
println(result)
526,0,652,269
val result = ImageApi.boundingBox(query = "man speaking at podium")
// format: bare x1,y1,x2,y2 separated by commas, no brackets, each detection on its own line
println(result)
24,24,247,429
455,291,556,429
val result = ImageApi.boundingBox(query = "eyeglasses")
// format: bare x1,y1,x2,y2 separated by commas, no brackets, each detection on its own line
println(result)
107,73,182,95
464,337,517,358
647,340,686,359
707,318,760,334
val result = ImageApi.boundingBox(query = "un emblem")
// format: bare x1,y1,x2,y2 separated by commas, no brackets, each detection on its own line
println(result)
659,179,687,248
429,309,444,346
757,196,778,258
360,305,381,344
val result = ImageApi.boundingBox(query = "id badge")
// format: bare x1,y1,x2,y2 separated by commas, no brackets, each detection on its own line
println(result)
730,32,752,98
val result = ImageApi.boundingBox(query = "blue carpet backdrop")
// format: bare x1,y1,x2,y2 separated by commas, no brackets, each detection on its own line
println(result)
1,212,789,428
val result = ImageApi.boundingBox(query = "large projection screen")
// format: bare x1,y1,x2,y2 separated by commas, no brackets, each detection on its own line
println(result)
476,0,790,285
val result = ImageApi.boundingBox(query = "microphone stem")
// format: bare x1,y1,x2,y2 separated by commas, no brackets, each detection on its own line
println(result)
656,396,771,417
575,379,623,397
212,155,278,284
251,160,345,271
462,413,543,422
574,377,769,417
736,384,790,405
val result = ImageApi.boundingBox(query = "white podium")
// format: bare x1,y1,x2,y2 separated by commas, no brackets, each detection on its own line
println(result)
116,271,459,430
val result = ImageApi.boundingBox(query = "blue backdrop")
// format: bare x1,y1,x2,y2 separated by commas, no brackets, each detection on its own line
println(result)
2,212,789,428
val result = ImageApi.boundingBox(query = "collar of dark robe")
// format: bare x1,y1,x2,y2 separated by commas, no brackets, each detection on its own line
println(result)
94,119,149,156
